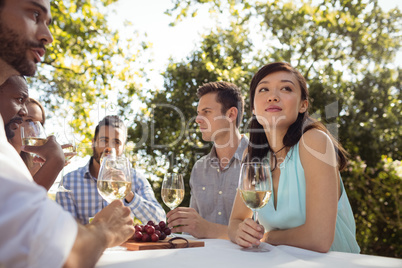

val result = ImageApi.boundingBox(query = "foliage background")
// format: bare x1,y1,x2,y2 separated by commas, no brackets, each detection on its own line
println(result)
31,0,401,257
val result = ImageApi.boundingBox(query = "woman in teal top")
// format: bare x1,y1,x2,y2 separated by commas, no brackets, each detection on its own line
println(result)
228,62,360,253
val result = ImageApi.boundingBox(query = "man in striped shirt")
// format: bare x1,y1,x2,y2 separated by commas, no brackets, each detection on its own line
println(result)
56,115,165,224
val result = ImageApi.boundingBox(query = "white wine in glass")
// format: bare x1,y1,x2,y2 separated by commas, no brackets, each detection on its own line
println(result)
97,179,132,203
22,137,47,146
239,190,271,210
21,121,47,157
238,162,272,252
97,154,131,203
161,173,184,210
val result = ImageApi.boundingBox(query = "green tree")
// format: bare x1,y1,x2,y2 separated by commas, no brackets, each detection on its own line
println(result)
131,23,253,209
343,156,401,257
136,0,401,256
167,0,402,167
29,0,147,148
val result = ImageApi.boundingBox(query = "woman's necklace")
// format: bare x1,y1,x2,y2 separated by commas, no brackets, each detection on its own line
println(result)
271,145,286,172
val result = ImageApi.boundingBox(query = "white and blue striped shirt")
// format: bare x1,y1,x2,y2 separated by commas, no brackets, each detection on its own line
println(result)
56,158,166,224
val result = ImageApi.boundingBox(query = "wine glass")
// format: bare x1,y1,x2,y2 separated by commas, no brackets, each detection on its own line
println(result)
21,121,47,157
161,173,185,211
238,162,272,252
55,127,77,193
99,147,115,166
97,153,131,203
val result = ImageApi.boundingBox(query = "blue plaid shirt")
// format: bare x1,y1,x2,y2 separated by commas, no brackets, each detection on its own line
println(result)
56,158,165,224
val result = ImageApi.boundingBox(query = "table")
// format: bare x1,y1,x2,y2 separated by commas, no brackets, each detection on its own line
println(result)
96,236,402,268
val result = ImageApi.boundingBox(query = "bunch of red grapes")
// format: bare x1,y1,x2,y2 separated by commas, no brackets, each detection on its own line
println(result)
132,221,172,242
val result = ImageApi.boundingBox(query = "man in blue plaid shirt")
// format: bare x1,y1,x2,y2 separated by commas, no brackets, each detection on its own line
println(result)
56,115,165,224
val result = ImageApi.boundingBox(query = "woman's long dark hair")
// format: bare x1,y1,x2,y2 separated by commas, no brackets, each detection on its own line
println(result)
247,62,348,170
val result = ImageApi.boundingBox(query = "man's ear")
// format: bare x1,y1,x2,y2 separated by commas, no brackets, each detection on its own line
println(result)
226,107,238,123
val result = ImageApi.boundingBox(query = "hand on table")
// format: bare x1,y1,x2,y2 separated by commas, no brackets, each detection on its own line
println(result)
234,218,265,248
166,207,210,238
91,200,134,248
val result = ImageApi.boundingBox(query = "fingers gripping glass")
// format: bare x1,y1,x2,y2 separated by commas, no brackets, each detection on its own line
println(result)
238,162,272,252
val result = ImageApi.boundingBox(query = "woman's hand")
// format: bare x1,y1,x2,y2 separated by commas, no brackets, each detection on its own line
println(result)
234,218,265,248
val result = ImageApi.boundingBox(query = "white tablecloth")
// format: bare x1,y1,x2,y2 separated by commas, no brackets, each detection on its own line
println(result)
96,236,402,268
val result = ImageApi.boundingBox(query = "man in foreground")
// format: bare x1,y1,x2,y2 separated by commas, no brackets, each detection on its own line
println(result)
0,0,134,267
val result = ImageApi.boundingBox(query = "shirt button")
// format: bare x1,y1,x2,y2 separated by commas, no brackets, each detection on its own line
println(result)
202,187,206,190
218,212,222,215
218,191,222,195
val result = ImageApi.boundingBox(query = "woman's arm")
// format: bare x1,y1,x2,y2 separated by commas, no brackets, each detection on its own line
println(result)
263,129,340,252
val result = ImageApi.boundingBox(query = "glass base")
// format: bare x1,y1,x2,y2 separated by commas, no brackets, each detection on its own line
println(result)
241,245,270,252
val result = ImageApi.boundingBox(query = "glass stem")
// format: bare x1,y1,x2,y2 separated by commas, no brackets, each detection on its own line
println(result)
253,209,259,224
169,208,176,237
58,168,65,188
252,209,260,248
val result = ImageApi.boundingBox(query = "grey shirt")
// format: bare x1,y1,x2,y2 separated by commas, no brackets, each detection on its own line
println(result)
189,135,249,225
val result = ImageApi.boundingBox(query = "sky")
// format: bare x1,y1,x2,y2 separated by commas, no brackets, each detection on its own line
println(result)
107,0,214,90
106,0,402,91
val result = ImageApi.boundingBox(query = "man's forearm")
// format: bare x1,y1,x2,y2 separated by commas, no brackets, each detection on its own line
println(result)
63,224,108,268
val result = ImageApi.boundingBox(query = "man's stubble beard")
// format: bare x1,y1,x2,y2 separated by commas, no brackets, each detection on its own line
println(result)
0,18,43,76
92,146,101,165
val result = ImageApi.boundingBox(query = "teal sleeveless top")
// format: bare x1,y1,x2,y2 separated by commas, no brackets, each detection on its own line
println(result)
258,142,360,253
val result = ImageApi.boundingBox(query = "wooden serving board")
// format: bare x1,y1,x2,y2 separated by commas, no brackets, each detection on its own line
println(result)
121,238,205,251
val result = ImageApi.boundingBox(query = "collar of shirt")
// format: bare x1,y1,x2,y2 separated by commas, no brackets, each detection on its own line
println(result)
208,135,249,171
82,157,97,181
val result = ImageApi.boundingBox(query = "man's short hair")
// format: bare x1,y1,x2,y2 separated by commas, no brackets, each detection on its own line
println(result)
196,81,244,127
94,115,127,141
0,75,26,92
